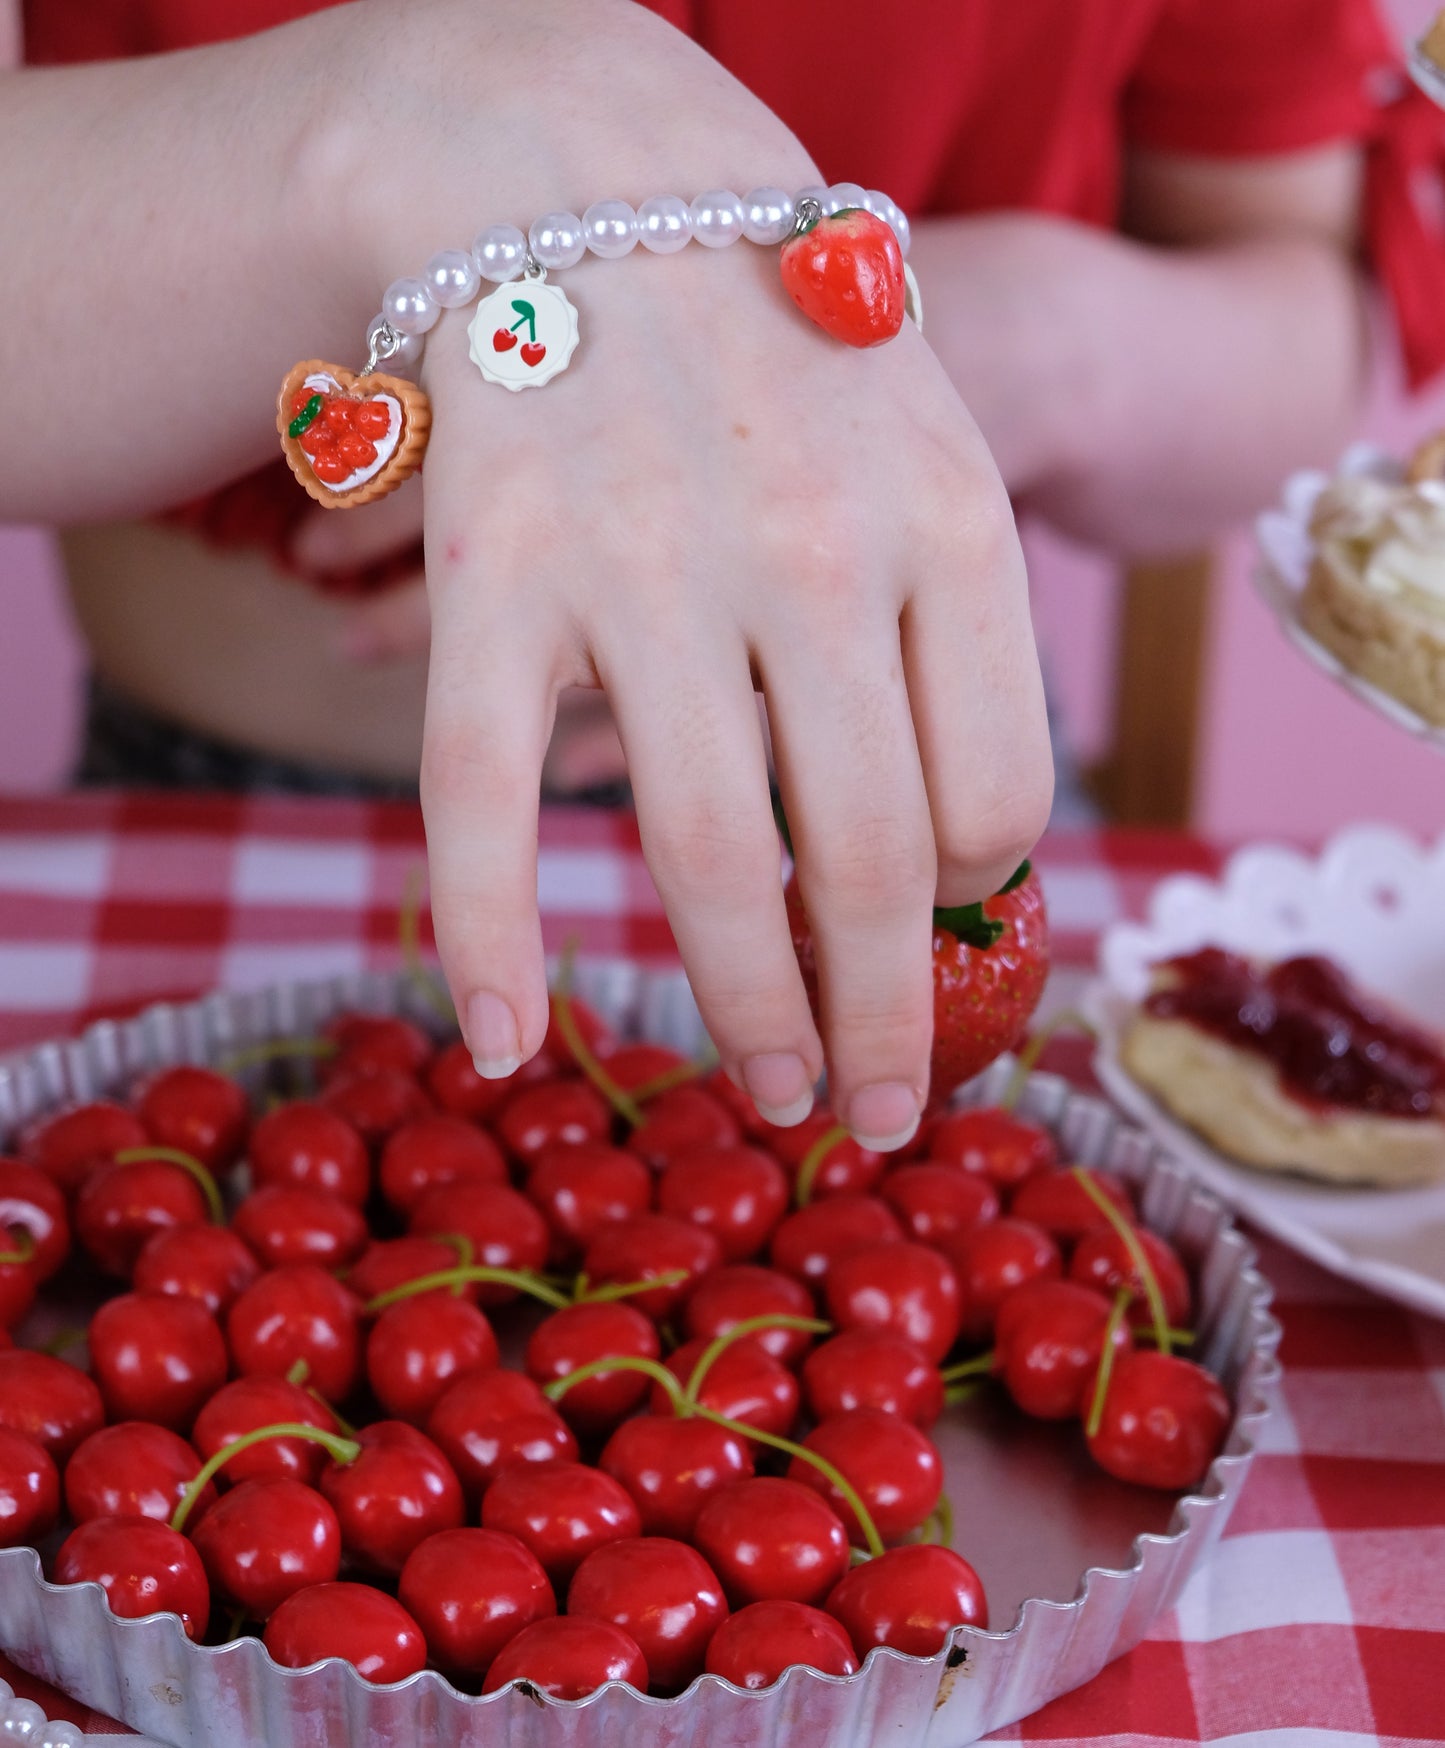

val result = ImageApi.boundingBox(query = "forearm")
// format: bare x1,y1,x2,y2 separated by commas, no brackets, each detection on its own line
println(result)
914,215,1368,554
1,0,813,523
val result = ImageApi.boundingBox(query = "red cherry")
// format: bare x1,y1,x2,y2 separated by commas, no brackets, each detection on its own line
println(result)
881,1163,999,1249
0,1427,60,1546
824,1240,961,1364
88,1291,226,1432
227,1264,363,1404
365,1294,499,1423
0,1255,37,1332
656,1146,789,1263
338,433,379,470
22,1100,147,1196
481,1459,640,1587
192,1476,341,1617
788,1408,942,1545
137,1065,248,1173
706,1599,857,1687
925,1107,1056,1190
1085,1351,1230,1490
427,1369,577,1507
704,1067,782,1139
526,1300,660,1439
627,1086,742,1170
491,328,519,353
319,1421,465,1576
568,1537,728,1694
682,1264,818,1367
74,1155,211,1278
408,1181,549,1305
594,1042,686,1090
231,1184,369,1271
318,1066,433,1147
656,1337,800,1440
994,1279,1133,1420
496,1079,611,1164
692,1477,850,1608
0,1157,70,1280
483,1616,648,1698
192,1378,340,1487
802,1329,944,1428
943,1217,1062,1342
321,1013,434,1080
290,386,318,417
581,1213,722,1322
264,1581,427,1681
310,451,351,485
247,1102,370,1206
346,1235,478,1307
64,1422,213,1526
133,1222,260,1316
0,1350,105,1462
600,1415,753,1539
769,1196,904,1288
351,400,391,440
826,1543,987,1656
1069,1226,1193,1329
397,1527,555,1679
426,1039,535,1121
1009,1168,1136,1245
320,397,355,433
769,1115,886,1200
525,1143,653,1266
54,1516,210,1640
378,1113,507,1215
542,993,615,1069
520,341,547,367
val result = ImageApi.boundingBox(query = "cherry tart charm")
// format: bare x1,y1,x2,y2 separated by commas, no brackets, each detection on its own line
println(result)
277,359,431,509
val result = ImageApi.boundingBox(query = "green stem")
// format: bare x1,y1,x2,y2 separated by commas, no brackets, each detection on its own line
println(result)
171,1422,360,1534
552,941,646,1128
215,1038,338,1077
794,1124,848,1208
683,1315,830,1407
921,1492,955,1546
574,1269,687,1306
943,1381,983,1408
114,1146,224,1225
628,1052,720,1105
940,1351,995,1382
1069,1167,1171,1357
432,1232,476,1295
1138,1326,1195,1348
999,1008,1096,1111
364,1266,570,1315
0,1226,35,1266
543,1354,689,1416
1084,1289,1135,1441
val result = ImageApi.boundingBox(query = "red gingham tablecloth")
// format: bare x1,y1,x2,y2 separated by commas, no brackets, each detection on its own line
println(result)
0,793,1440,1747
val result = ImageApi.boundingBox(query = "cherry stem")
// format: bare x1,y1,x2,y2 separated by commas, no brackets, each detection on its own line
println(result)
113,1146,224,1226
940,1351,995,1382
432,1232,476,1295
794,1123,849,1208
170,1422,361,1534
364,1265,570,1314
399,865,456,1026
683,1314,830,1407
40,1325,87,1357
628,1046,719,1106
0,1225,35,1266
215,1038,338,1077
921,1492,955,1547
689,1403,887,1561
943,1381,983,1407
543,1353,689,1417
552,940,646,1128
573,1269,687,1306
999,1008,1096,1112
1069,1167,1171,1357
1139,1326,1195,1347
1085,1289,1135,1441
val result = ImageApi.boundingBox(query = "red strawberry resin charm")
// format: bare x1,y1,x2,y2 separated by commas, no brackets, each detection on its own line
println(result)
779,207,905,349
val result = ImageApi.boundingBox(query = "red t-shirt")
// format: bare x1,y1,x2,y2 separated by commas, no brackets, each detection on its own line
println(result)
23,0,1445,591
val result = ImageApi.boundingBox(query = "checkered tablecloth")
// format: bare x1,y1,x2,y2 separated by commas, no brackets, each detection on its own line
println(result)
0,794,1440,1747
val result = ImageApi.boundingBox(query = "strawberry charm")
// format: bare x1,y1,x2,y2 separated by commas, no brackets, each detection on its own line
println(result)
779,204,906,349
277,361,430,509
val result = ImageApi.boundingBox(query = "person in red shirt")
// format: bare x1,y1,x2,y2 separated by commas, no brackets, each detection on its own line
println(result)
4,0,1442,1148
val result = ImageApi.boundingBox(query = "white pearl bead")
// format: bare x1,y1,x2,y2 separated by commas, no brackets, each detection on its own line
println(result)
529,212,586,271
689,189,745,247
472,223,528,283
636,195,693,254
0,1687,11,1708
864,189,899,227
366,314,424,372
380,276,439,337
422,248,480,309
742,186,795,245
0,1700,46,1742
827,181,869,214
581,199,639,259
38,1726,85,1748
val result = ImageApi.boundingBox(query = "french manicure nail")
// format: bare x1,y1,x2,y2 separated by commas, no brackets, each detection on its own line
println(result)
742,1052,814,1127
847,1081,921,1153
467,989,522,1080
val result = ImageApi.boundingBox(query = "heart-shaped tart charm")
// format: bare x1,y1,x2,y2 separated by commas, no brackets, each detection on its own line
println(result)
779,207,906,349
277,360,431,508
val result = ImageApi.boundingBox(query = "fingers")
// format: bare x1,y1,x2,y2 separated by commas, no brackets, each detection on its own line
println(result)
600,621,824,1129
334,578,431,665
763,612,938,1152
292,472,425,572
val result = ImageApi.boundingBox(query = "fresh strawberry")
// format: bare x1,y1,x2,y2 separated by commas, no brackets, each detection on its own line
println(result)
779,207,905,348
785,863,1048,1104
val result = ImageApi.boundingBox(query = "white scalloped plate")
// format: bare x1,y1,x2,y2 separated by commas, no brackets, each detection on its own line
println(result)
1252,442,1445,749
1083,824,1445,1319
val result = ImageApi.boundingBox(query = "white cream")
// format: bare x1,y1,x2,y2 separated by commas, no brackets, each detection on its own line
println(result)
1310,474,1445,612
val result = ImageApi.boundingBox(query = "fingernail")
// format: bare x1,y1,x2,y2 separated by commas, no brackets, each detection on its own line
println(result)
742,1053,814,1127
847,1082,921,1152
466,990,522,1080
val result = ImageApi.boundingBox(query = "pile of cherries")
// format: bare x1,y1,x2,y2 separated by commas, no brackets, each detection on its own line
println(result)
288,387,390,487
0,1000,1231,1701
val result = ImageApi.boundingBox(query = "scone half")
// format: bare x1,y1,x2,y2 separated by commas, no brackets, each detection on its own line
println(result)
1299,540,1445,728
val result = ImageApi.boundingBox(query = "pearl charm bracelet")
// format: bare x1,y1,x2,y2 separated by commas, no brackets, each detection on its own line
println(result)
277,183,918,509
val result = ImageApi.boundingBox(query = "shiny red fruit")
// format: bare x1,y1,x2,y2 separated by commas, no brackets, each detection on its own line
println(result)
227,1264,363,1404
407,1180,549,1305
65,1421,213,1526
526,1300,661,1439
692,1477,850,1608
1085,1351,1230,1490
397,1527,555,1679
541,994,616,1071
628,1085,742,1170
600,1414,753,1539
1069,1226,1193,1329
924,1106,1056,1190
0,1157,70,1280
232,1183,369,1271
427,1368,577,1507
943,1217,1062,1342
0,1426,60,1546
568,1536,728,1694
366,1293,499,1423
482,1459,640,1587
321,1012,434,1080
73,1155,210,1278
769,1196,904,1289
264,1580,427,1681
657,1146,789,1263
767,1115,885,1201
247,1101,371,1206
826,1543,987,1657
132,1222,260,1316
778,206,905,348
656,1337,800,1440
0,1350,105,1462
994,1279,1133,1420
788,1408,942,1545
89,1291,227,1432
581,1214,722,1323
1009,1168,1136,1245
22,1100,147,1196
802,1330,944,1429
706,1598,858,1687
137,1065,249,1173
55,1516,210,1640
192,1377,341,1487
824,1240,961,1364
426,1038,530,1122
482,1616,648,1698
319,1067,433,1148
682,1264,818,1367
596,1042,687,1092
319,1421,465,1576
496,1078,611,1165
880,1164,999,1249
346,1234,476,1307
525,1143,653,1266
378,1113,507,1214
